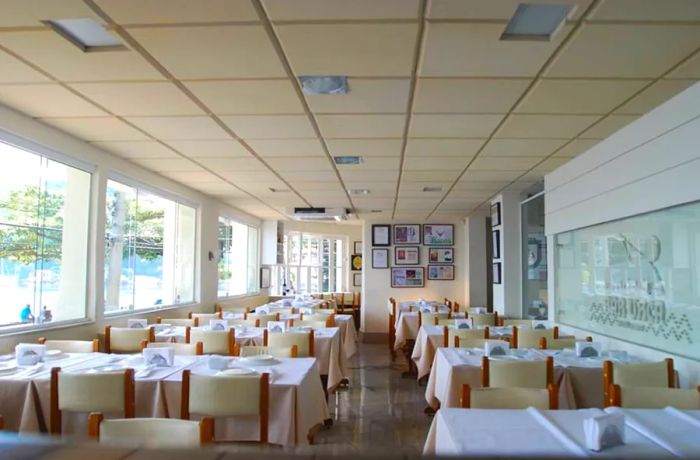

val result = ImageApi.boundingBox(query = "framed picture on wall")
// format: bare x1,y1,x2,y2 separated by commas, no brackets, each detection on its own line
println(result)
391,267,425,288
491,202,501,226
492,230,501,259
351,254,363,271
353,241,363,254
428,264,454,280
492,262,502,284
423,224,454,245
372,248,389,269
429,247,453,264
372,224,391,246
394,246,420,265
393,224,421,245
260,266,271,289
353,272,362,287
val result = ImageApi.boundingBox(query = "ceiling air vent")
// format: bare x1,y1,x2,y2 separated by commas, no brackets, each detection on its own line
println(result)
299,76,349,95
501,3,573,42
288,207,352,222
334,156,363,165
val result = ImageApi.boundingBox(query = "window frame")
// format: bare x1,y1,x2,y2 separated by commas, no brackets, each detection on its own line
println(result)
279,232,347,295
216,214,260,300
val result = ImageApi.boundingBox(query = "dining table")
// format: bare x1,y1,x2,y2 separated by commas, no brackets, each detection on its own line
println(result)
393,303,453,351
424,407,700,457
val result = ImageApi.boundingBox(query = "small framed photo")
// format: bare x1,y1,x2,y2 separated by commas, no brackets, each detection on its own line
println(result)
493,262,502,284
353,272,362,287
353,241,363,255
372,224,391,246
372,248,389,269
351,254,363,271
492,230,501,259
428,264,454,280
393,224,421,245
394,246,420,265
391,267,425,288
423,224,454,246
429,247,453,264
491,202,501,227
260,266,271,289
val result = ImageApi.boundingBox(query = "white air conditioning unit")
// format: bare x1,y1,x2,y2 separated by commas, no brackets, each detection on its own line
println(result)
288,207,351,222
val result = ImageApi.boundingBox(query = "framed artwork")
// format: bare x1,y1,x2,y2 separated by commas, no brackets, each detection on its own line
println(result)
353,241,363,255
423,224,454,246
372,224,391,246
391,267,425,288
353,272,362,287
492,230,501,259
429,247,453,264
492,262,502,284
260,266,271,289
393,224,421,245
372,248,389,269
428,264,454,280
351,254,363,271
394,246,420,265
491,202,501,227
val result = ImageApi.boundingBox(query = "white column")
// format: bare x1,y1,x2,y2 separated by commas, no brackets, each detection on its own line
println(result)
161,203,176,305
492,191,522,318
464,213,488,308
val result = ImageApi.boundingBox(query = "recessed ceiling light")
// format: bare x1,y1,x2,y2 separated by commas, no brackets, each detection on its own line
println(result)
501,3,573,42
349,189,370,195
299,76,349,95
269,187,290,193
334,156,364,165
370,209,382,213
423,186,443,193
45,18,125,52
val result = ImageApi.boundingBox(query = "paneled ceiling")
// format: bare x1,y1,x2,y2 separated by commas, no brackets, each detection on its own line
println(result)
0,0,699,221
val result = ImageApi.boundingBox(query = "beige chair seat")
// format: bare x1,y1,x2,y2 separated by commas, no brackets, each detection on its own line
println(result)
610,385,700,409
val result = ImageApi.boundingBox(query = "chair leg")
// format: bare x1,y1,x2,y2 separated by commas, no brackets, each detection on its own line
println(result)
401,340,417,378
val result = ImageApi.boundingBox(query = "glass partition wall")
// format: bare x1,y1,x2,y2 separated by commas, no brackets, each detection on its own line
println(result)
521,193,548,319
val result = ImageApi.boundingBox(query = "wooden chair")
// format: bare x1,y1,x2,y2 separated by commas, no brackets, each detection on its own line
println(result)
235,345,298,358
146,341,203,355
156,317,195,327
226,318,259,327
503,319,533,328
105,326,154,354
388,297,397,360
290,319,327,330
511,326,558,349
418,311,449,328
471,313,498,327
38,338,99,353
455,337,503,348
245,312,280,327
452,302,460,313
189,312,223,324
443,326,489,348
461,384,558,409
186,327,235,355
609,384,700,409
540,337,575,349
302,312,335,327
267,330,314,357
181,370,269,443
214,304,248,315
88,413,213,446
332,292,345,313
482,356,554,389
603,358,675,406
50,367,135,434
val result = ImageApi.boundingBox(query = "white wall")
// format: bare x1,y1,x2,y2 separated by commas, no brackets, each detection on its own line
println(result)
545,82,700,386
491,192,522,318
464,213,488,308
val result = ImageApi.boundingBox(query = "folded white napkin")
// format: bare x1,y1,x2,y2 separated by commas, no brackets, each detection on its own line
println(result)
584,412,625,451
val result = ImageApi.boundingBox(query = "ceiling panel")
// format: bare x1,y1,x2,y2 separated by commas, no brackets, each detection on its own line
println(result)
263,0,420,20
590,0,700,21
517,79,649,114
279,170,338,182
337,156,399,171
130,157,204,172
615,80,697,115
326,139,403,157
0,50,50,83
402,170,462,182
461,170,524,182
293,182,347,192
496,114,599,138
165,140,250,158
161,171,232,185
126,116,230,140
396,198,440,210
246,138,325,157
414,78,530,113
410,114,503,137
265,156,334,171
480,138,566,157
96,0,259,24
40,117,149,141
551,139,599,158
220,170,282,183
421,23,572,77
71,82,204,116
666,54,700,79
275,23,418,77
404,156,470,171
306,79,410,114
439,198,483,211
0,0,102,27
221,115,316,139
193,182,248,197
185,80,303,115
533,157,571,172
452,180,510,192
405,138,485,157
579,115,639,139
352,197,395,209
546,24,700,78
317,114,405,138
128,25,286,79
341,170,399,183
0,84,106,117
195,157,268,172
427,0,591,20
344,181,396,193
470,156,541,171
91,140,179,159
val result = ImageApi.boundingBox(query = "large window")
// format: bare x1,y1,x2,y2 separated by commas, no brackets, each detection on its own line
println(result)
0,141,91,328
278,233,344,295
218,216,258,297
104,179,196,312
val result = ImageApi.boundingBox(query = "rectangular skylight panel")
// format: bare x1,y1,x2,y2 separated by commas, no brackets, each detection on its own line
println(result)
501,4,573,41
47,18,123,50
334,156,363,165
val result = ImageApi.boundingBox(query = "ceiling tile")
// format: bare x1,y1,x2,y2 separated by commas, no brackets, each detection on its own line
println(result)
340,170,399,182
481,138,566,157
421,23,571,77
396,198,440,210
439,198,484,211
40,117,149,141
667,54,700,79
579,115,639,139
590,0,700,21
404,156,469,171
414,78,530,113
0,50,50,83
470,156,541,171
196,157,268,172
193,182,248,197
352,197,395,209
246,138,325,156
221,170,281,183
410,114,503,137
130,157,204,172
222,115,316,139
461,170,523,182
306,79,410,114
0,84,106,117
326,139,403,157
276,23,418,77
405,138,485,157
95,0,259,24
0,31,163,82
279,170,338,182
344,181,396,193
337,156,399,171
533,157,571,172
263,0,420,19
185,80,303,115
496,114,599,138
91,140,179,159
317,114,405,138
128,25,286,79
517,79,649,114
70,82,204,116
126,116,230,140
615,80,697,115
453,180,510,191
551,139,599,158
293,182,347,192
402,170,462,182
427,0,591,19
0,0,102,27
265,156,334,171
165,140,250,158
546,24,700,78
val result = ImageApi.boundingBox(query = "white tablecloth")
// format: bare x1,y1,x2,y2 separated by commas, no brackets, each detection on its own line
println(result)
424,407,700,457
411,325,445,379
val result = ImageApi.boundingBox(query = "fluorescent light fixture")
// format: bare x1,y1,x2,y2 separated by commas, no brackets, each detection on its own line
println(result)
45,18,125,52
349,189,370,195
299,76,349,95
370,209,383,213
334,156,364,165
423,186,443,193
501,3,573,41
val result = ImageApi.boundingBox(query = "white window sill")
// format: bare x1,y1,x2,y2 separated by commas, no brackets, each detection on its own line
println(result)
0,318,94,338
216,292,262,301
103,302,199,319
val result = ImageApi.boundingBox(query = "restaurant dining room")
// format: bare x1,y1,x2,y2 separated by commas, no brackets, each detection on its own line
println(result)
1,0,700,459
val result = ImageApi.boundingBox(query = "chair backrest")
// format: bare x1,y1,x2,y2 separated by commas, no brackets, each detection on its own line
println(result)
237,345,298,358
267,330,314,357
352,292,360,309
455,337,498,348
157,317,195,327
105,326,154,354
388,298,396,316
513,327,555,349
291,320,327,330
215,304,248,315
482,356,554,389
603,358,674,406
436,318,456,326
189,312,223,323
302,313,335,326
227,318,259,327
146,341,203,356
50,367,135,434
503,319,533,328
333,292,345,306
181,370,269,443
542,337,576,350
471,313,497,327
452,302,460,312
275,307,295,316
245,312,280,327
461,384,558,410
38,338,99,353
444,326,489,347
186,327,235,355
609,385,700,409
89,413,213,447
419,311,449,327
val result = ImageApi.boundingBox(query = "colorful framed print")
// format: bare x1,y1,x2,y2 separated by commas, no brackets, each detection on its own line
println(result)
372,248,389,269
394,246,420,265
351,254,363,271
353,241,363,255
428,264,454,280
393,224,421,245
391,267,425,288
492,230,501,259
423,224,454,246
353,272,362,287
491,202,501,227
493,262,502,284
429,247,453,264
372,224,391,246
